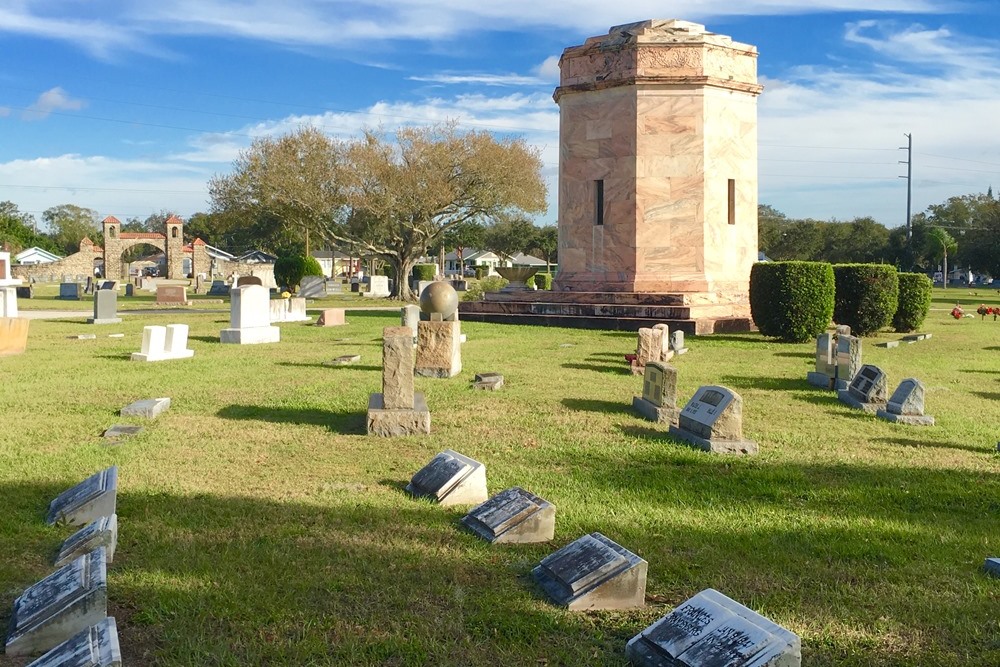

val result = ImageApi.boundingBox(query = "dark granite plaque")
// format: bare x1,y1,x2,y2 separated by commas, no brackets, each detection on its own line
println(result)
407,453,469,500
46,467,118,526
6,548,109,657
532,532,647,609
25,617,121,667
461,487,554,543
55,515,118,567
626,588,801,667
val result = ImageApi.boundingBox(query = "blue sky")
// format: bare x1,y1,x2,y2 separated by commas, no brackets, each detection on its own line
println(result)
1,1,999,232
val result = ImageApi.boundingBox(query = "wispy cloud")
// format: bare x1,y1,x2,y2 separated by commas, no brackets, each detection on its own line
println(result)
409,73,544,86
22,87,86,121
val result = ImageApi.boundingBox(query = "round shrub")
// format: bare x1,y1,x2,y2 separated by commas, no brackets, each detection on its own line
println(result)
274,255,324,291
749,261,834,342
412,263,437,281
892,272,932,333
461,275,509,302
832,264,900,336
531,273,553,290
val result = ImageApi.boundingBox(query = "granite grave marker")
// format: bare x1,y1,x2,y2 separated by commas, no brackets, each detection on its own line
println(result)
837,363,887,413
88,290,122,325
462,487,555,544
24,616,121,667
54,515,118,568
405,449,487,506
632,361,680,425
367,326,430,436
46,467,118,526
220,285,280,344
669,385,758,454
876,378,935,426
532,532,647,610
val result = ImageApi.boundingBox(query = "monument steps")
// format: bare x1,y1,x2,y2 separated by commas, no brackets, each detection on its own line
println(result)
457,310,751,335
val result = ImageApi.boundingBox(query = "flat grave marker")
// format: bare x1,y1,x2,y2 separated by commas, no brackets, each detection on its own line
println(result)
532,532,647,610
46,467,118,527
985,558,1000,578
462,487,554,544
472,372,504,391
405,449,487,506
324,354,361,366
54,515,118,568
155,284,188,305
316,308,346,327
25,616,121,667
120,397,170,419
101,425,143,439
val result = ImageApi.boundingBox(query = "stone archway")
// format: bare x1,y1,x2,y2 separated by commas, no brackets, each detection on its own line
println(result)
102,215,186,279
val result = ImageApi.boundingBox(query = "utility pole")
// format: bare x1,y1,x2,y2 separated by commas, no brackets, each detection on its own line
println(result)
899,133,913,268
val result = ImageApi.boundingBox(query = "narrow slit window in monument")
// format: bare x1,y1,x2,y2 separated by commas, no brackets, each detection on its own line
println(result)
727,179,736,225
595,180,604,226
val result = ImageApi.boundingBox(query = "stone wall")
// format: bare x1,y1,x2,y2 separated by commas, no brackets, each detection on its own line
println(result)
12,239,100,282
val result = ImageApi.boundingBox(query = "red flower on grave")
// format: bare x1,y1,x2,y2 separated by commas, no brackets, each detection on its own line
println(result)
951,306,964,319
978,304,989,319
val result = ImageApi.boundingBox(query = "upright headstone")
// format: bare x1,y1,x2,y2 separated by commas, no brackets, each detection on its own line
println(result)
4,548,108,657
316,308,346,327
633,327,665,374
835,334,862,390
24,617,121,667
155,284,187,305
532,532,647,610
0,283,18,318
837,363,888,413
669,329,688,355
625,588,801,667
16,285,33,299
632,361,680,425
364,275,391,297
669,385,758,454
236,275,262,287
401,304,421,340
807,332,835,389
83,277,93,294
123,284,134,297
415,321,462,377
367,326,430,436
0,253,20,317
462,487,555,544
299,275,327,298
876,378,934,425
54,515,118,568
87,290,122,325
220,285,280,344
652,323,674,362
207,280,229,296
0,314,29,356
405,449,487,506
131,324,194,362
58,283,81,300
46,467,118,527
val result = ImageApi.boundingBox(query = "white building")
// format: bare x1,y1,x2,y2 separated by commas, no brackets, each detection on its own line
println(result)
14,247,62,265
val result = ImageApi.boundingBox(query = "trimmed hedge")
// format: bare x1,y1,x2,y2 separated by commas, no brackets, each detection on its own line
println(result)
275,255,324,290
832,264,900,336
412,264,437,281
749,261,835,342
892,272,933,333
531,273,553,290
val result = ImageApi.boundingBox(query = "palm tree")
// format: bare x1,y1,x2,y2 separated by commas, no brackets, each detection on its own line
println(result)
925,227,958,289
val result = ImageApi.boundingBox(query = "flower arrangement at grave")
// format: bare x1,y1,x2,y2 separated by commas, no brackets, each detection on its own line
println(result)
951,305,964,319
280,291,291,299
975,304,999,320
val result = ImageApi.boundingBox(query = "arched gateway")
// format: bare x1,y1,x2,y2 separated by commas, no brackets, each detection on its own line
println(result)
102,215,188,279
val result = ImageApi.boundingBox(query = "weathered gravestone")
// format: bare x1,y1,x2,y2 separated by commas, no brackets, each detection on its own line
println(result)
101,425,143,439
55,515,118,568
0,316,29,357
16,285,33,299
269,297,310,323
415,282,462,377
632,361,680,425
807,332,835,389
462,487,555,544
837,364,887,413
364,275,391,297
4,548,108,657
46,467,118,527
58,283,81,300
625,587,802,667
299,275,327,298
632,326,669,374
207,280,229,296
0,284,18,318
985,558,1000,578
316,308,346,327
532,532,647,610
120,397,170,419
669,385,758,454
236,275,263,287
131,324,194,362
367,326,431,436
835,334,862,390
155,284,187,305
220,285,280,344
324,354,361,366
472,371,504,391
669,329,688,355
876,378,935,426
25,617,120,667
652,323,673,360
405,449,487,506
25,616,121,667
401,304,421,340
88,290,121,325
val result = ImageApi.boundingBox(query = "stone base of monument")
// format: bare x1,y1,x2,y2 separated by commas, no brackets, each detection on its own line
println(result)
0,316,29,356
5,548,108,657
625,588,801,667
26,616,122,667
806,371,835,389
837,390,884,414
87,317,122,325
220,326,280,344
415,320,461,378
532,532,647,610
459,290,753,335
461,487,555,544
668,425,759,455
875,409,935,426
631,396,680,426
367,393,431,437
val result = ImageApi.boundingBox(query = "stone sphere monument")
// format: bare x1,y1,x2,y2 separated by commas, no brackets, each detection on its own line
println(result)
419,281,459,321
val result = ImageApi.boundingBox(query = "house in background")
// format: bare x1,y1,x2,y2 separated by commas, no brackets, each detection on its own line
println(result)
312,249,362,277
14,247,62,265
442,249,548,276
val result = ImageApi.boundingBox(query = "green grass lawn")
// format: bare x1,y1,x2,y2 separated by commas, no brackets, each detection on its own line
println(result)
0,289,997,666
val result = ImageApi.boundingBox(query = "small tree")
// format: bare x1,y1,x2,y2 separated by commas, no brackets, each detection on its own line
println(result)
749,261,834,342
482,216,536,265
893,272,933,333
832,264,899,336
528,224,558,274
924,227,957,288
274,255,323,291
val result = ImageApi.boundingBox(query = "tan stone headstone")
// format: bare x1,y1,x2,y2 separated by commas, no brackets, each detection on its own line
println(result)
316,308,346,327
415,320,462,378
0,317,29,356
382,326,414,410
156,285,187,305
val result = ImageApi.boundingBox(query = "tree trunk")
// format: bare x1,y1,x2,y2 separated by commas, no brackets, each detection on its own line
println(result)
943,252,948,290
395,256,418,300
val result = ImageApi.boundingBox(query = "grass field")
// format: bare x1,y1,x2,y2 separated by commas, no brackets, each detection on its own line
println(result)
0,288,997,666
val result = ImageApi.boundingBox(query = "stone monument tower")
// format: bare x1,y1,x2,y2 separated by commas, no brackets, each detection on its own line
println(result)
459,19,761,333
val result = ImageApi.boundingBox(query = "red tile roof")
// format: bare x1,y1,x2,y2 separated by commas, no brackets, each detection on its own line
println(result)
166,215,184,223
102,215,121,224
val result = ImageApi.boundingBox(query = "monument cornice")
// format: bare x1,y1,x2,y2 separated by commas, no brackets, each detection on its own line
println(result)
554,76,763,102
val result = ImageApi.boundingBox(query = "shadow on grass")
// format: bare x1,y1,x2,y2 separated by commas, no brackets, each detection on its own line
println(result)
189,335,220,344
217,404,366,434
773,351,812,359
971,391,1000,401
960,368,1000,375
587,352,626,359
873,436,988,455
560,362,631,376
618,424,669,441
275,361,382,372
560,398,633,416
719,375,808,392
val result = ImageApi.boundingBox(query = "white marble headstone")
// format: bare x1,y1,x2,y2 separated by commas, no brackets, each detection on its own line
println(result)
25,617,121,667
